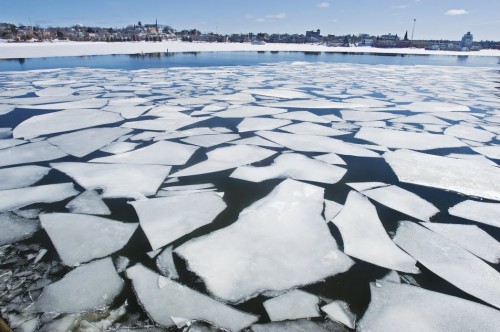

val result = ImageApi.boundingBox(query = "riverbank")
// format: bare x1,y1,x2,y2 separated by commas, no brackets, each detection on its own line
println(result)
1,40,499,59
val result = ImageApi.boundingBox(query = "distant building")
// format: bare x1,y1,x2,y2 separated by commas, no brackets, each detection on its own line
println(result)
461,31,473,49
306,29,321,39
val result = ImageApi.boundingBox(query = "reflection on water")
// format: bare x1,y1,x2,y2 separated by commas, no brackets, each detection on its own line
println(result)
1,51,498,71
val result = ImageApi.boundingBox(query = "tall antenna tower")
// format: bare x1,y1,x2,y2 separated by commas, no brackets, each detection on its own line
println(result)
411,18,416,45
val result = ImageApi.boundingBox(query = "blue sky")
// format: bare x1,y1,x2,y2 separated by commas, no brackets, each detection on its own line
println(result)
1,0,499,40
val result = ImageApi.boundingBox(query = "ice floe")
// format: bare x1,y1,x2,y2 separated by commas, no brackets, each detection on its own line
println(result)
404,101,470,113
332,191,419,273
65,190,111,215
355,127,466,150
170,145,276,178
237,117,291,133
279,122,349,136
384,149,500,201
422,223,500,264
40,213,138,266
321,300,356,329
393,221,500,309
0,212,40,245
444,124,495,143
51,163,170,198
126,264,258,331
389,114,450,125
47,127,131,158
155,246,179,279
448,200,500,228
357,281,500,332
263,290,320,321
258,131,380,157
0,165,50,190
181,133,240,148
0,141,67,167
472,145,500,160
341,111,400,122
13,109,123,139
29,258,124,313
230,153,347,184
272,110,332,123
215,105,286,118
90,141,199,165
229,136,282,148
100,142,138,154
243,88,312,99
176,179,354,303
251,319,344,332
359,184,439,222
130,192,226,250
0,183,78,212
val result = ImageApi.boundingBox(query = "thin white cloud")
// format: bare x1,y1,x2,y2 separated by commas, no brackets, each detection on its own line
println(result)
445,9,469,16
317,2,330,8
249,13,286,23
265,13,286,19
393,4,407,9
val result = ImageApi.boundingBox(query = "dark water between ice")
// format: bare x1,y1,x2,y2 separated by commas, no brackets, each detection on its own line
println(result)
0,53,499,330
0,50,499,71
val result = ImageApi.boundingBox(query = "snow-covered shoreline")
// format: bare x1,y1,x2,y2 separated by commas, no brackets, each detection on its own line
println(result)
1,40,499,59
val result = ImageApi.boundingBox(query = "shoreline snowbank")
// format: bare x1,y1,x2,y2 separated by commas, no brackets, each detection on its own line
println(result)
1,40,499,59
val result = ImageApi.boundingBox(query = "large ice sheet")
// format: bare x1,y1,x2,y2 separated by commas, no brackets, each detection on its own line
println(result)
261,99,365,109
355,127,466,150
389,114,450,125
29,258,124,313
52,162,170,198
126,264,258,331
176,179,354,303
34,87,75,97
65,190,111,215
444,124,495,143
357,282,500,332
393,221,500,309
0,165,50,190
360,185,439,222
26,98,108,110
212,104,284,118
251,319,346,332
404,101,470,113
313,153,346,166
263,290,320,322
257,131,380,157
0,183,78,212
230,153,346,184
13,109,123,139
170,145,277,177
229,136,282,148
472,145,500,160
47,127,131,157
243,88,312,99
448,200,500,228
279,122,349,136
384,149,500,201
130,192,226,250
121,116,209,132
0,212,40,245
237,117,291,132
181,133,240,148
332,191,419,273
422,223,500,264
340,111,400,122
90,141,198,165
272,111,332,123
40,213,138,266
0,138,26,150
0,141,67,167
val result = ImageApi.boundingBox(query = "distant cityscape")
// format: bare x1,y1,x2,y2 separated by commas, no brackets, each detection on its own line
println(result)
1,21,499,51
